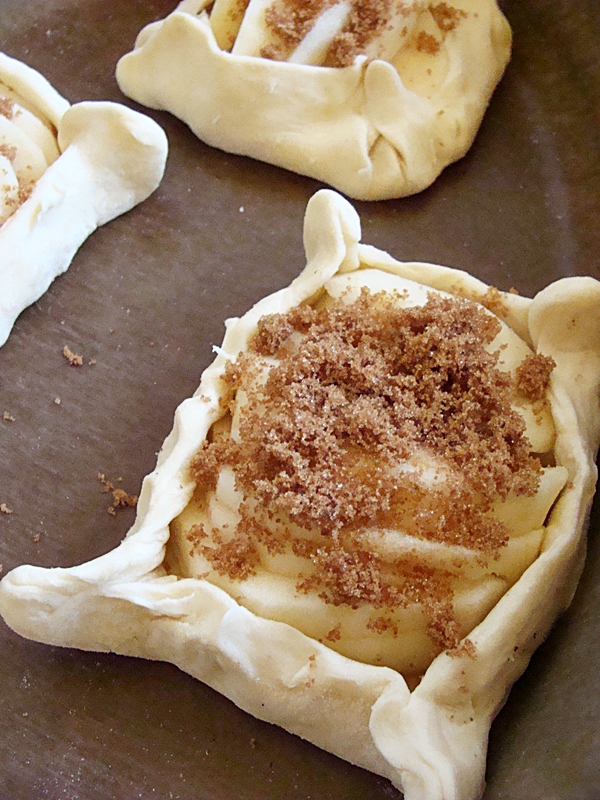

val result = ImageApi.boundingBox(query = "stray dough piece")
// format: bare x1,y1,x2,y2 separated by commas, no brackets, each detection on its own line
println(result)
116,0,511,200
0,52,168,348
1,190,599,800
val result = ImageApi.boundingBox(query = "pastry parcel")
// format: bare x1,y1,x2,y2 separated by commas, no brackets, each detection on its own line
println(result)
0,52,168,347
116,0,511,200
1,190,599,800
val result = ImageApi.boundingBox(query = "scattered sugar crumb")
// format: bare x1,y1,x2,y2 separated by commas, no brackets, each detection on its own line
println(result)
1,503,13,514
63,345,83,366
325,624,342,643
54,397,61,405
516,353,556,402
98,472,138,515
2,411,15,422
32,533,41,543
448,638,477,659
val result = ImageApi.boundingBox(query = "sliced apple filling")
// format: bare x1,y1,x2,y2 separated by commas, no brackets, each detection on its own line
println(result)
0,78,62,225
208,0,464,69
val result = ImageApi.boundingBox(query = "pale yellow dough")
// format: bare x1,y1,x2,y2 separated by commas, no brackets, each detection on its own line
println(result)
0,52,168,347
1,190,599,800
115,0,511,200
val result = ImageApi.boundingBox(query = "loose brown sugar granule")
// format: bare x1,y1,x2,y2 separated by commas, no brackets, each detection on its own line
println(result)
252,302,317,355
415,30,440,54
429,2,467,33
111,487,138,509
325,623,342,642
17,182,34,206
0,502,13,515
190,442,222,492
366,615,399,637
63,345,83,366
480,286,509,318
98,473,138,515
0,97,14,118
186,523,210,557
199,534,261,581
516,353,556,403
447,637,477,659
98,472,111,490
0,143,17,161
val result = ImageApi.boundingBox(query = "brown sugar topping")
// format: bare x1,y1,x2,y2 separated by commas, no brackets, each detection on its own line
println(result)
415,30,440,54
325,623,342,642
516,353,556,403
0,97,15,119
189,289,547,654
0,143,17,161
429,2,467,33
480,286,510,318
261,0,410,68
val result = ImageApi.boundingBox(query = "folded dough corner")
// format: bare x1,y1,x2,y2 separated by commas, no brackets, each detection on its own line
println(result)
0,52,168,348
115,0,511,201
1,189,600,800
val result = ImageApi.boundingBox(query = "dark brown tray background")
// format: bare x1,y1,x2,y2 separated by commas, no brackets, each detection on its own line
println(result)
1,2,599,798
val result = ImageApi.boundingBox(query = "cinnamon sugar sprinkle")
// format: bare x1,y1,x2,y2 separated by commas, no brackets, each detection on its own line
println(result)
189,289,551,653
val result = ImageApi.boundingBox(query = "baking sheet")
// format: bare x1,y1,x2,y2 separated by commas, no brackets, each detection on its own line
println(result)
1,1,599,798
